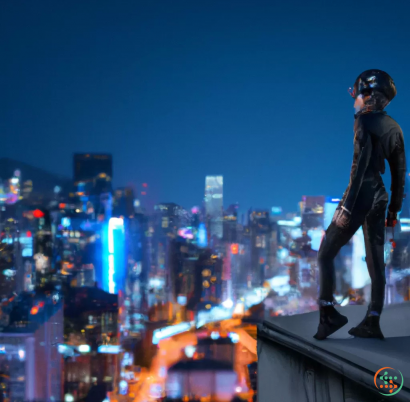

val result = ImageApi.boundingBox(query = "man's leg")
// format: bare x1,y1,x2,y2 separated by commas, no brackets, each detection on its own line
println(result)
364,208,386,314
314,214,363,340
318,219,363,302
349,198,387,339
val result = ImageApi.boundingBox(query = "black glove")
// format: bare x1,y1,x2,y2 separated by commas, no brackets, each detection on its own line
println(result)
386,210,398,227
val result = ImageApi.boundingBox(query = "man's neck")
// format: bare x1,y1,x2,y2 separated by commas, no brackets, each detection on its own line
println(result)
354,109,386,118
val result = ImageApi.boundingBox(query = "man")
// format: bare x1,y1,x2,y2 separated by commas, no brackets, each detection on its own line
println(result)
314,69,406,340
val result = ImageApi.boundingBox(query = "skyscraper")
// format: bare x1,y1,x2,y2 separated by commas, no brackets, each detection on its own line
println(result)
248,210,271,287
204,176,223,239
73,154,112,184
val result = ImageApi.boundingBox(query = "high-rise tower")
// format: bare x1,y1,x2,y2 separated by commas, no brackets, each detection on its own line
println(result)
204,176,223,239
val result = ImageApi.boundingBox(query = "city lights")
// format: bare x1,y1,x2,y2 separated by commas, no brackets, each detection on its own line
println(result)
152,322,192,345
196,306,233,328
98,345,122,354
30,306,39,315
277,220,298,227
17,349,25,360
57,344,75,357
177,227,194,239
222,299,234,309
229,332,240,343
177,295,187,306
185,345,196,358
233,302,245,316
78,344,91,353
32,209,44,218
231,243,239,254
61,217,71,227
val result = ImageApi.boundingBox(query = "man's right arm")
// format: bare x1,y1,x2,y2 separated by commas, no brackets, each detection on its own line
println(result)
387,130,406,215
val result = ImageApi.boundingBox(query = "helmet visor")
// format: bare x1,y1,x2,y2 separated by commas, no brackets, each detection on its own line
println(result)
348,87,356,98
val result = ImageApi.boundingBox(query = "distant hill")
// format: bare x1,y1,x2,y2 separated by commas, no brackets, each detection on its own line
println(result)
0,157,73,196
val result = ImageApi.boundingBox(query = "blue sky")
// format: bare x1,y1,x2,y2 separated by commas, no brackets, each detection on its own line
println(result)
1,0,410,212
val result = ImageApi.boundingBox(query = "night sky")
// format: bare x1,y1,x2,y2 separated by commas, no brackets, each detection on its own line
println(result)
2,1,410,213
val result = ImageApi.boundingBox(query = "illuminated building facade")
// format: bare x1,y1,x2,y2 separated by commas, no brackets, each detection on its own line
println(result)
249,210,272,287
151,203,190,302
168,239,200,320
205,176,223,240
154,203,186,236
222,243,238,302
63,287,119,399
324,197,340,229
0,292,63,402
104,217,126,295
72,154,113,218
196,250,223,304
223,204,238,243
301,195,325,231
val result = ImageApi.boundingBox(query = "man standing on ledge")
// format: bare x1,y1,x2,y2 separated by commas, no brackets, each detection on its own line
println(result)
314,70,406,340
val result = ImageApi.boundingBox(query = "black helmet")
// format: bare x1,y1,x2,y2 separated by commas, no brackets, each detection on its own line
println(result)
348,69,396,102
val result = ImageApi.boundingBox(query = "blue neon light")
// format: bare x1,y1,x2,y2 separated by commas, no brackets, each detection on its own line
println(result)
197,223,207,248
61,217,71,228
108,254,115,293
105,217,125,294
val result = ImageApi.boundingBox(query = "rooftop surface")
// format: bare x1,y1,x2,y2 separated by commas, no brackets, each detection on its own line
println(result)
258,302,410,399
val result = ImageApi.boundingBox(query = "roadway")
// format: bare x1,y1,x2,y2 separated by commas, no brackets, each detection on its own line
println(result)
133,319,257,401
135,331,197,401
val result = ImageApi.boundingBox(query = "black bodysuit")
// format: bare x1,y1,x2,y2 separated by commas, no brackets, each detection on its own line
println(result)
318,110,406,314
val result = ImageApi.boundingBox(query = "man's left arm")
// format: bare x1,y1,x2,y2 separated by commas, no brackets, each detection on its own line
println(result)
342,123,373,216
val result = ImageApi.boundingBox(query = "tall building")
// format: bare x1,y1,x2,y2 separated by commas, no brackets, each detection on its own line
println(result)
0,292,63,402
204,176,223,240
223,204,238,243
113,187,135,217
63,287,119,399
154,203,186,236
196,249,223,305
73,154,113,201
168,239,200,320
248,210,272,287
73,154,112,184
301,196,325,231
152,203,186,285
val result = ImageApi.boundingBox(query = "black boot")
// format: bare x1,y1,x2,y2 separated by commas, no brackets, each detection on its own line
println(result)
314,304,348,340
348,314,384,339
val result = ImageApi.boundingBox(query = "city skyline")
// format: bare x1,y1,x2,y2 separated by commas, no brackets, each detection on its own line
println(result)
2,2,410,401
2,1,410,212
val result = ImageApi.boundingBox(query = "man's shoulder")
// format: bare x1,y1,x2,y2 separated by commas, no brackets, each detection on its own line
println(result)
357,111,402,135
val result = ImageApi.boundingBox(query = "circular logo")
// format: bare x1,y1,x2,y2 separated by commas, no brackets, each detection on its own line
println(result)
374,367,404,396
